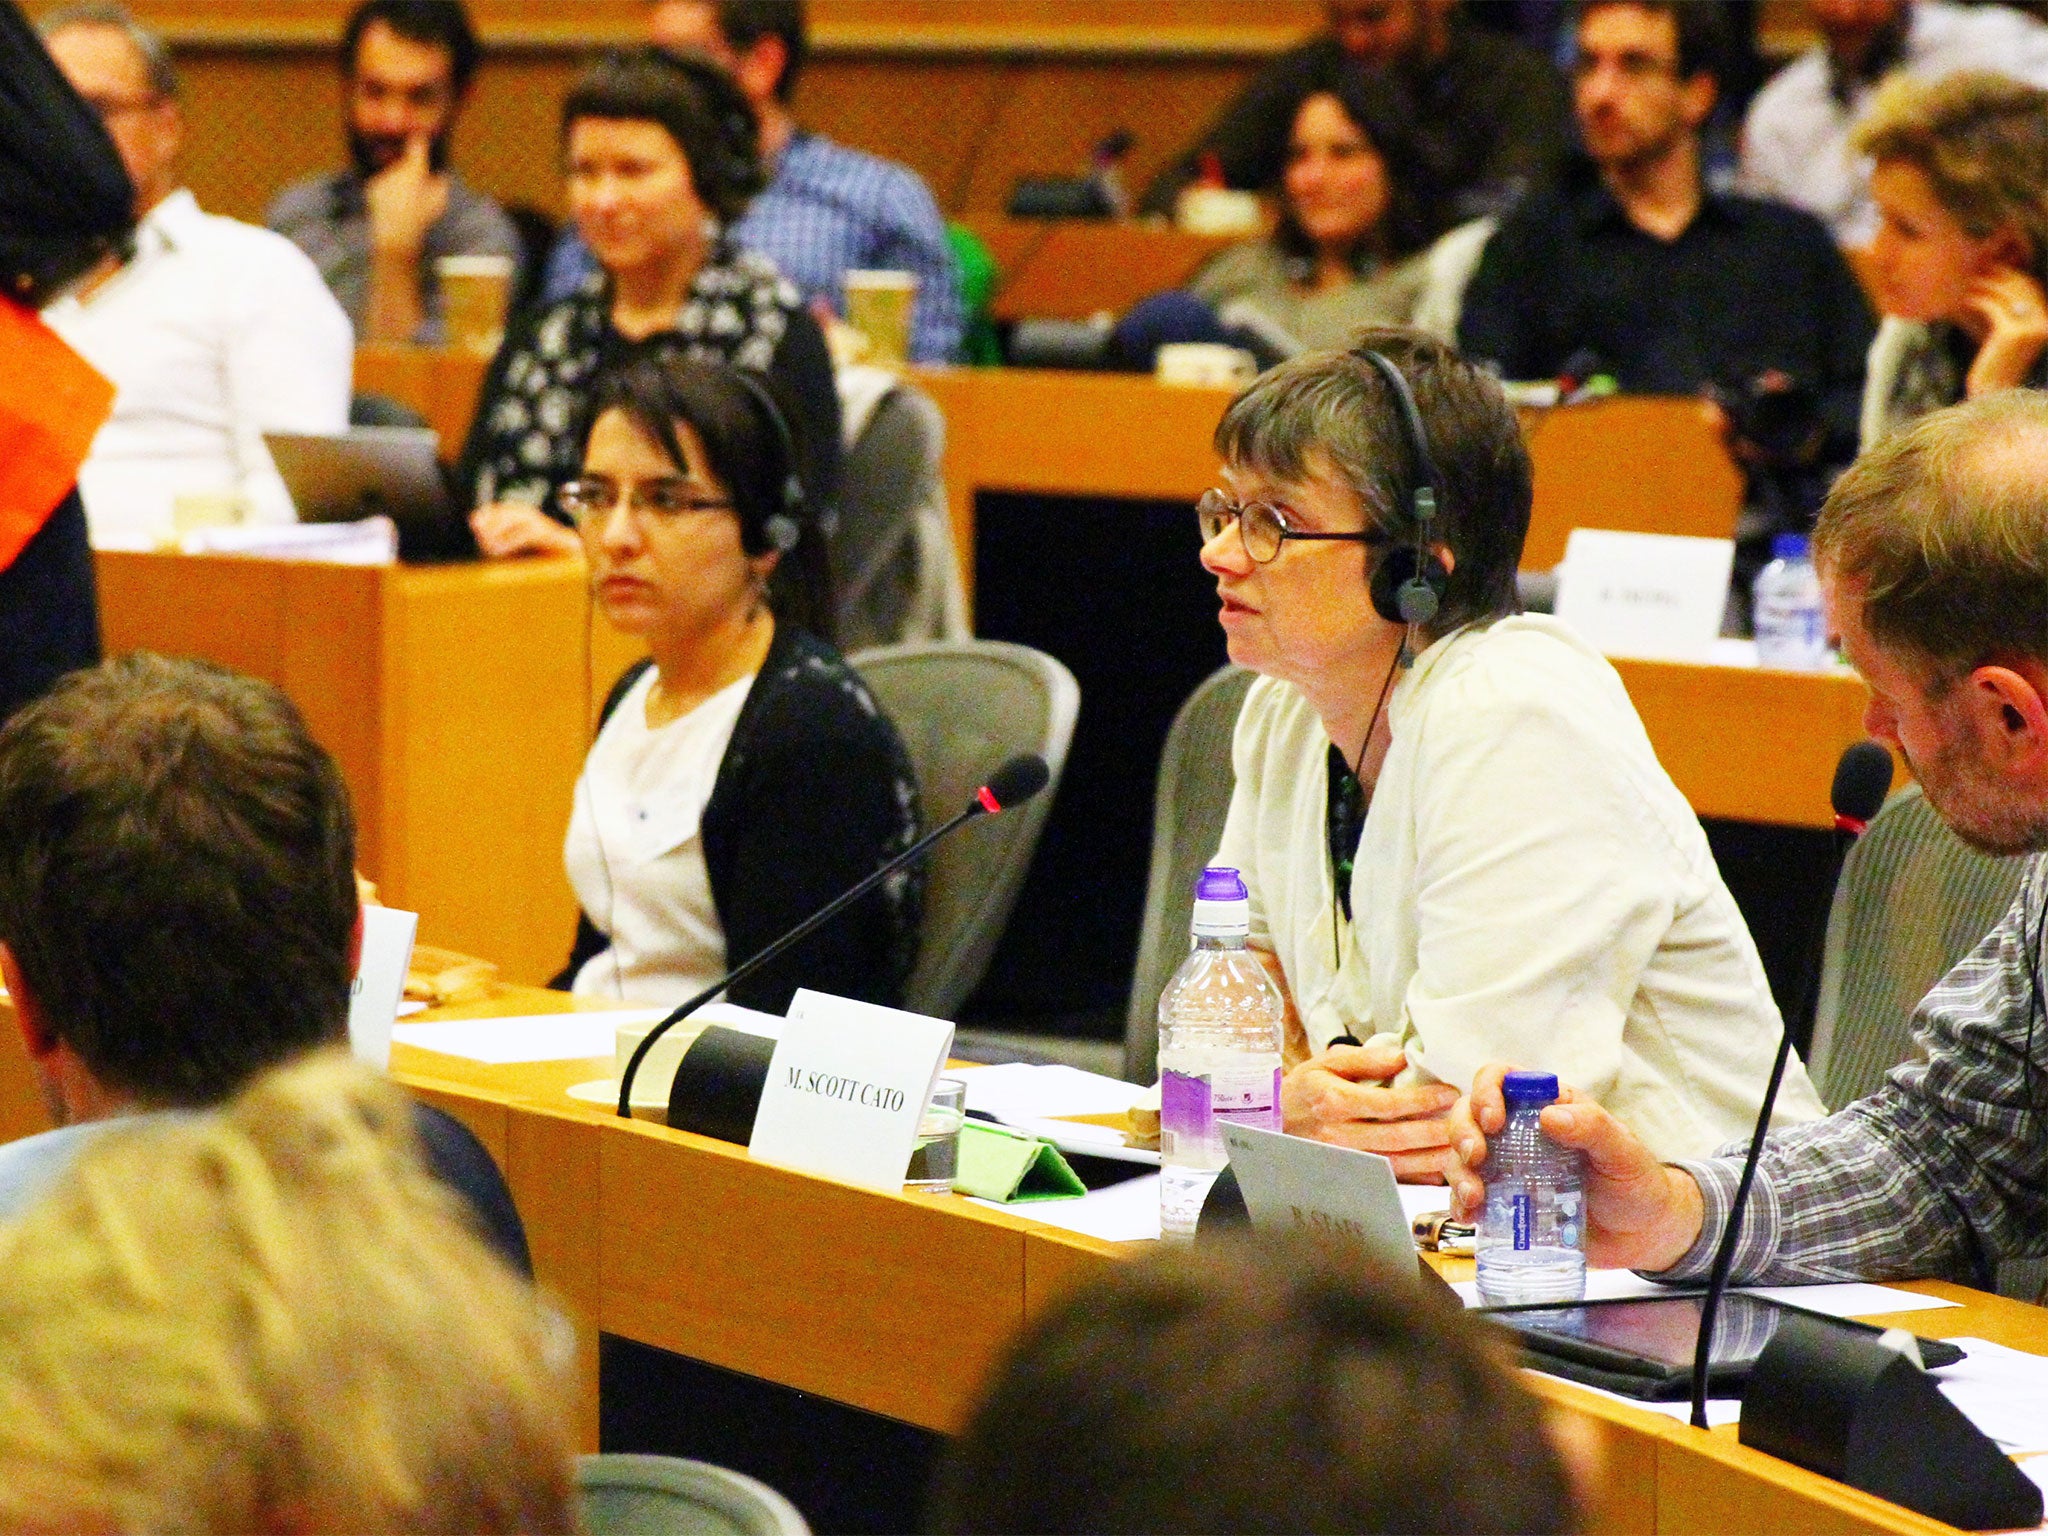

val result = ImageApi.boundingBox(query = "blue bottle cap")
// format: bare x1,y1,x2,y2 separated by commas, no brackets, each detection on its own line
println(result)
1771,533,1811,562
1501,1070,1561,1106
1194,866,1247,902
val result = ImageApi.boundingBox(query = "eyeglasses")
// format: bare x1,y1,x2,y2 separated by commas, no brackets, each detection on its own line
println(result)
558,476,734,529
1196,489,1384,565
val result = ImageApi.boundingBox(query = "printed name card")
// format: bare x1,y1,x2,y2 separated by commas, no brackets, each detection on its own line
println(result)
1555,529,1734,662
348,905,419,1070
747,989,954,1192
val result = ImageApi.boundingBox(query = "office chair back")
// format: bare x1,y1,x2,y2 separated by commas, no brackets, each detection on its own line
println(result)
1123,664,1255,1083
1808,784,2027,1110
832,382,968,652
851,640,1079,1019
577,1453,809,1536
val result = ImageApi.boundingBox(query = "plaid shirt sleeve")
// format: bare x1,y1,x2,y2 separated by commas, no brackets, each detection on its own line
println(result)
1656,854,2048,1288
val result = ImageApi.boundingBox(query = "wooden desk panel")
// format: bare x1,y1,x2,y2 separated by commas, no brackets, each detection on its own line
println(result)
963,218,1242,322
355,344,491,458
1614,658,1877,828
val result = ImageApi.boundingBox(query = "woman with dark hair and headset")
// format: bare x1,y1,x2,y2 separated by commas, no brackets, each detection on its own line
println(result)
463,45,839,561
553,351,920,1011
1201,329,1822,1174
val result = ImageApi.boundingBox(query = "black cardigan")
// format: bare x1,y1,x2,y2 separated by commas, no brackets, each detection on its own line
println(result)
556,625,922,1013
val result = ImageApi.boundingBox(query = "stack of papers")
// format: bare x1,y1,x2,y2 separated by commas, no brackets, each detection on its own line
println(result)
392,1008,663,1064
958,1063,1157,1163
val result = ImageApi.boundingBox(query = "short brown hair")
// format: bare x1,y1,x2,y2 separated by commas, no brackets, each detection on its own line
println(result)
0,653,359,1106
1854,71,2048,281
928,1231,1579,1534
1814,389,2048,674
1214,328,1531,635
0,1051,580,1532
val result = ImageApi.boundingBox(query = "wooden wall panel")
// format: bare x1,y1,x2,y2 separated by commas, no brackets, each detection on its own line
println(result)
29,2,1307,226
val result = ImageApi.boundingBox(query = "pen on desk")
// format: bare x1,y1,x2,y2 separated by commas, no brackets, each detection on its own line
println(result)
1413,1212,1475,1254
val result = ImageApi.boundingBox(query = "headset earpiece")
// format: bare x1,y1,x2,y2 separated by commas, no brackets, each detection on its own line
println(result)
1356,349,1451,629
725,367,806,555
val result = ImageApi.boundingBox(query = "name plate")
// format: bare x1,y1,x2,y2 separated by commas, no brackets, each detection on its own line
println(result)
748,988,954,1192
348,904,418,1070
1555,529,1734,662
1220,1123,1417,1277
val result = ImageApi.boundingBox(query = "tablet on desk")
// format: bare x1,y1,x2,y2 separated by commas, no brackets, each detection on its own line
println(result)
1219,1123,1418,1277
266,429,477,561
1483,1292,1966,1400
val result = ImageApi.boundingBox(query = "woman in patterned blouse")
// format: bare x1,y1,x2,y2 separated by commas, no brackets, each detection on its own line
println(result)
462,46,840,561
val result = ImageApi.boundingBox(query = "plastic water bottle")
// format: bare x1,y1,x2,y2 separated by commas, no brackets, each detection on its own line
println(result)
1157,866,1285,1239
1752,533,1830,670
1475,1071,1588,1305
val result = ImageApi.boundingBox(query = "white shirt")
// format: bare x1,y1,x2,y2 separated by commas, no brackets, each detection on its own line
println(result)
1214,615,1827,1162
564,666,757,1005
1740,0,2048,247
42,188,353,549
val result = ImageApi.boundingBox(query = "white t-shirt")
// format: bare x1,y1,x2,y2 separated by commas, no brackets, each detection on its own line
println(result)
564,666,757,1004
1740,1,2048,247
1214,614,1827,1162
42,189,353,549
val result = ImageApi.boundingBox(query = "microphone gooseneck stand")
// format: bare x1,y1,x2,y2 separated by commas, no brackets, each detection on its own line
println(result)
1687,740,1895,1427
614,754,1050,1117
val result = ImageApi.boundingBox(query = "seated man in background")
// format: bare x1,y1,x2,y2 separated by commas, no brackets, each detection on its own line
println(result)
1460,1,1872,463
1450,390,2048,1292
544,0,962,364
1742,0,2048,249
1140,0,1572,240
268,0,520,344
929,1231,1595,1534
0,652,528,1273
1203,332,1825,1172
0,1052,578,1535
38,4,351,550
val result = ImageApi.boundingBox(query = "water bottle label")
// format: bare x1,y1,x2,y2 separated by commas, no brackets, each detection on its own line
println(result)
1160,1069,1213,1158
1512,1192,1531,1251
1160,1065,1281,1155
1213,1066,1282,1132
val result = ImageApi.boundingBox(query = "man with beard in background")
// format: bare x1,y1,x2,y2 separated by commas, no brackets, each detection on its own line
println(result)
268,0,520,343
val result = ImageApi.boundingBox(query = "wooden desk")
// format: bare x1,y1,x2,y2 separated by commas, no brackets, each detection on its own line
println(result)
96,552,646,983
381,988,2039,1536
960,217,1243,322
0,977,2030,1532
355,343,491,457
914,368,1745,583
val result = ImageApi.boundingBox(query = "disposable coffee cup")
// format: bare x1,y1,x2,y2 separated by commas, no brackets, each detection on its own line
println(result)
435,254,515,354
845,269,918,367
1156,342,1258,388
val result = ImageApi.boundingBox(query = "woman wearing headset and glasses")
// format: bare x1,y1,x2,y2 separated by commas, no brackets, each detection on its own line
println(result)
1200,330,1822,1178
552,352,921,1013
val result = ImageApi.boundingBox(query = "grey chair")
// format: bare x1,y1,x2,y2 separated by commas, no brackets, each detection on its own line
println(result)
851,640,1079,1021
576,1454,809,1536
1808,784,2027,1112
831,382,968,653
1804,784,2036,1300
1122,664,1256,1084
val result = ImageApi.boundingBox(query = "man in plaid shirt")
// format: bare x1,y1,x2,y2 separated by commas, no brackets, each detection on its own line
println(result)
1450,388,2048,1289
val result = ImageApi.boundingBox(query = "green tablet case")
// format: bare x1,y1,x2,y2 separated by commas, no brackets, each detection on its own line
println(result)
953,1119,1088,1202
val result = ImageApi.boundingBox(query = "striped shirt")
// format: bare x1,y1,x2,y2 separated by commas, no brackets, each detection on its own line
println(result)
544,131,962,363
1662,855,2048,1290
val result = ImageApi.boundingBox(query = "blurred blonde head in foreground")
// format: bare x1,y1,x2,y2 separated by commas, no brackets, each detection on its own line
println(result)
0,1049,580,1535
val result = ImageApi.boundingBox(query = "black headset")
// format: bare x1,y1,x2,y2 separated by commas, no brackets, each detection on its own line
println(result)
725,366,804,555
1355,348,1449,629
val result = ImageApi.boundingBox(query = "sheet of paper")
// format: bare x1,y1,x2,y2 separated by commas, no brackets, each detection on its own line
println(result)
971,1172,1162,1243
1527,1370,1743,1428
958,1063,1150,1123
1400,1184,1454,1223
1457,1273,1959,1314
396,1000,428,1018
1931,1338,2048,1454
393,1008,663,1064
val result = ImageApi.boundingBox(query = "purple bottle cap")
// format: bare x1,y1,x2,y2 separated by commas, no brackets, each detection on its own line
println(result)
1194,866,1248,902
1501,1070,1560,1106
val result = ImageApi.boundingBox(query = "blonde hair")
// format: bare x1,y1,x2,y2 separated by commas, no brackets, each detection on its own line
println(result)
1854,70,2048,276
0,1051,580,1534
1815,389,2048,676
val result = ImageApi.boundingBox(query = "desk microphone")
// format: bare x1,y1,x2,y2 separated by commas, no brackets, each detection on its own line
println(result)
1688,739,1894,1427
614,753,1052,1117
